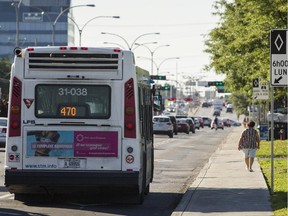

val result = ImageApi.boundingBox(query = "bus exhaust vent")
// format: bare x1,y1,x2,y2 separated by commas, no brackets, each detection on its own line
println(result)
28,53,119,70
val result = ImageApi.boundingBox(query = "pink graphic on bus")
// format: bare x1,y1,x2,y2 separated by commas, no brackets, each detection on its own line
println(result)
74,131,118,157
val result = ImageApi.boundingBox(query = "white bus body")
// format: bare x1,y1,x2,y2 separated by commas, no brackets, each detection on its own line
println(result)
5,46,154,203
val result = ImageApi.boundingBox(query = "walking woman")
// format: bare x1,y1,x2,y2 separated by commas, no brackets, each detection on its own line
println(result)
238,120,260,172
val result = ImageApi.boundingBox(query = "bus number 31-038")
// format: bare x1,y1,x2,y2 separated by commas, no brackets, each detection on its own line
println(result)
58,88,88,96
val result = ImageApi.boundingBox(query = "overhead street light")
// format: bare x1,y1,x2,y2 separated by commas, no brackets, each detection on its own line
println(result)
133,42,158,51
52,4,95,45
138,56,179,75
101,32,160,50
69,16,120,46
135,43,170,75
103,42,126,49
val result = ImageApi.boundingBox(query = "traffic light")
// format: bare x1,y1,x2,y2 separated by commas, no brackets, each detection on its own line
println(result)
150,75,166,80
163,86,170,90
215,81,224,86
208,81,224,86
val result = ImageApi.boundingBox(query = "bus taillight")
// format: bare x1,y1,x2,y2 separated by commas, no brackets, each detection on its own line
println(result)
124,78,136,138
9,77,22,137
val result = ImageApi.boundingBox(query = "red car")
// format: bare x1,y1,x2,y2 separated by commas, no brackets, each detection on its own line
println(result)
176,118,190,134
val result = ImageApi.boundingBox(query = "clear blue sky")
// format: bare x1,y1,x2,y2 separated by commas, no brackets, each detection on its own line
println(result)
71,0,225,82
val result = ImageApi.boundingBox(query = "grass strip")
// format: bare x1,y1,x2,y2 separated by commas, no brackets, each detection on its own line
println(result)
257,140,287,216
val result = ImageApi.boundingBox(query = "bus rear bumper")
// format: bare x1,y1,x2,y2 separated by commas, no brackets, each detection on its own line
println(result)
5,170,140,194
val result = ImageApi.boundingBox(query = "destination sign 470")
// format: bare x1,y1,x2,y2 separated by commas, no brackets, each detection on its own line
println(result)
270,30,288,86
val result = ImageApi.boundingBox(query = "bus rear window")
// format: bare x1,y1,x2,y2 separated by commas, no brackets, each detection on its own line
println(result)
35,85,111,119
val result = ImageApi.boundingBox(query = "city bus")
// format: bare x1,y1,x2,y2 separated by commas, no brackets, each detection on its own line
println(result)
5,46,154,203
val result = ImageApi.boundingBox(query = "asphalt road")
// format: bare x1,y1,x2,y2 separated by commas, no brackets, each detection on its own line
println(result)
0,106,239,216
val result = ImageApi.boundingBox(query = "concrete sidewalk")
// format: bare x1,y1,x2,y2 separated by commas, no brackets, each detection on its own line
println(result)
172,126,273,216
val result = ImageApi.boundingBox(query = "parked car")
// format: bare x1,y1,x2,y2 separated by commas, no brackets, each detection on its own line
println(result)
153,116,174,138
222,118,231,127
186,118,195,133
229,119,242,126
202,116,212,127
0,117,7,147
167,115,178,135
176,118,190,134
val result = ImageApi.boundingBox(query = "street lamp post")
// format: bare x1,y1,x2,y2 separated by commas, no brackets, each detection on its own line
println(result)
101,32,160,50
52,4,95,46
135,43,169,75
11,0,24,47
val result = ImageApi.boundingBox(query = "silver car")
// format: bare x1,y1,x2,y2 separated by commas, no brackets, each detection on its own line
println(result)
0,117,7,146
153,116,174,138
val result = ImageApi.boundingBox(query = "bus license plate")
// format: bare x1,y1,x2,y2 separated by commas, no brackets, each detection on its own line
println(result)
64,158,80,168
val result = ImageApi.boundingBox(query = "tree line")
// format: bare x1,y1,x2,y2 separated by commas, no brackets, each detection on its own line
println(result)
205,0,287,116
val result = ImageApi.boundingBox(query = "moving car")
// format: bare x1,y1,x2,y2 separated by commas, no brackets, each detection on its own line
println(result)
0,117,7,147
189,116,200,130
202,101,209,107
167,115,178,135
176,118,190,134
226,107,233,113
166,106,176,112
186,118,195,133
194,116,204,128
193,118,200,130
210,118,224,130
153,116,174,138
202,116,212,127
213,110,221,116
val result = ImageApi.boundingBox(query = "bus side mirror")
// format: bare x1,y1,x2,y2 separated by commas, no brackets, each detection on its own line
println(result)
14,47,22,57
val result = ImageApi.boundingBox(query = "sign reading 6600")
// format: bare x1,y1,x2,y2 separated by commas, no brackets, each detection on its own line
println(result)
58,88,88,96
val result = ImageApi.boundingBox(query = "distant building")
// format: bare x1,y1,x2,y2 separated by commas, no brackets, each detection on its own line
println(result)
0,0,74,59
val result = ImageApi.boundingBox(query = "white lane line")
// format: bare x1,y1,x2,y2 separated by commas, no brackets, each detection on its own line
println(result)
0,193,14,199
